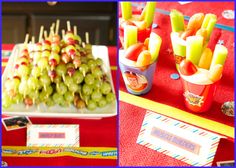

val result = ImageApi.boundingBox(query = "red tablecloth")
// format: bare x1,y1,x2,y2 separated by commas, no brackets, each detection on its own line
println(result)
119,2,234,166
1,45,117,166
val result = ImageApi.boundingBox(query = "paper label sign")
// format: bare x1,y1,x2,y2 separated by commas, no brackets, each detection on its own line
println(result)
137,111,222,166
27,125,79,147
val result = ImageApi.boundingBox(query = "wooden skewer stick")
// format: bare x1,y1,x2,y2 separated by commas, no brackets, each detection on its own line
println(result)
49,22,55,38
67,21,71,31
55,19,60,35
38,26,44,42
85,32,89,44
24,33,29,45
62,29,65,38
31,36,35,44
73,26,77,36
82,42,86,48
44,30,48,40
50,26,55,36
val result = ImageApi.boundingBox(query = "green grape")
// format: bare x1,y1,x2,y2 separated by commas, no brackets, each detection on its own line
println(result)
92,67,103,78
12,93,23,104
64,91,74,104
27,77,40,90
96,58,103,66
64,75,74,87
42,50,51,58
5,78,20,94
68,83,79,93
53,75,61,84
56,64,67,77
98,97,107,108
59,99,69,107
73,71,84,84
56,83,68,95
93,79,102,90
39,91,48,102
51,44,60,53
45,97,55,107
19,79,30,96
84,74,95,85
33,52,42,64
66,63,74,69
40,74,51,86
49,52,60,64
106,92,115,103
88,59,96,70
80,57,88,64
82,84,93,95
38,57,48,71
28,90,39,104
66,45,76,53
17,65,30,77
31,66,41,78
79,64,89,75
43,85,53,96
101,82,112,95
91,90,102,102
87,100,97,111
52,92,64,105
2,92,12,108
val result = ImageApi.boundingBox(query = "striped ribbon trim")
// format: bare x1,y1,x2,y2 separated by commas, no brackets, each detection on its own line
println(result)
120,90,234,138
132,3,234,32
2,146,117,160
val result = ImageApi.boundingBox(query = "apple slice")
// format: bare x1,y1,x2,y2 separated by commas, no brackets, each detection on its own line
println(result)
124,43,147,61
136,50,151,67
148,32,162,63
179,60,198,76
132,20,147,30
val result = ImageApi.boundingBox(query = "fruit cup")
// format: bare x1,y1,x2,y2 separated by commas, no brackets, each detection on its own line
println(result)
119,2,156,49
180,76,220,113
119,19,152,48
120,58,157,95
170,10,217,71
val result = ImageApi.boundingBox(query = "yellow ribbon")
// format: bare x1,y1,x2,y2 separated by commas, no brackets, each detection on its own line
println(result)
2,146,117,159
120,90,234,138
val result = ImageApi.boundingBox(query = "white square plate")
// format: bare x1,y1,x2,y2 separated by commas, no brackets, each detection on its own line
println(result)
2,44,117,119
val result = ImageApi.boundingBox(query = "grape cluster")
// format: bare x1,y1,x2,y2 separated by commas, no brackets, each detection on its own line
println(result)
3,22,115,111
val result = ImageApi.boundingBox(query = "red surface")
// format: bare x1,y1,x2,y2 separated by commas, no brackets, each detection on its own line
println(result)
1,45,118,166
119,2,234,166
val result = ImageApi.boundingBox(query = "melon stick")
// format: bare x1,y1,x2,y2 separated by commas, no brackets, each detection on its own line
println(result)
209,64,223,82
144,2,156,28
201,14,217,40
121,2,132,20
170,10,185,32
186,36,203,65
210,44,228,70
124,25,137,49
198,48,213,69
148,32,162,63
171,32,186,57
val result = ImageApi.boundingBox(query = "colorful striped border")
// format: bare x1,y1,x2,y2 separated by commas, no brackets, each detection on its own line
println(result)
137,111,221,166
120,91,234,139
2,146,117,160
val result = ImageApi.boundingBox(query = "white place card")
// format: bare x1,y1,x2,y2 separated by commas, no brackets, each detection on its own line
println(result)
27,125,79,147
137,111,223,166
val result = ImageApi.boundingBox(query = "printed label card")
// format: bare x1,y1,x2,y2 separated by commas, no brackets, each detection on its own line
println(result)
137,111,223,166
27,124,79,147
